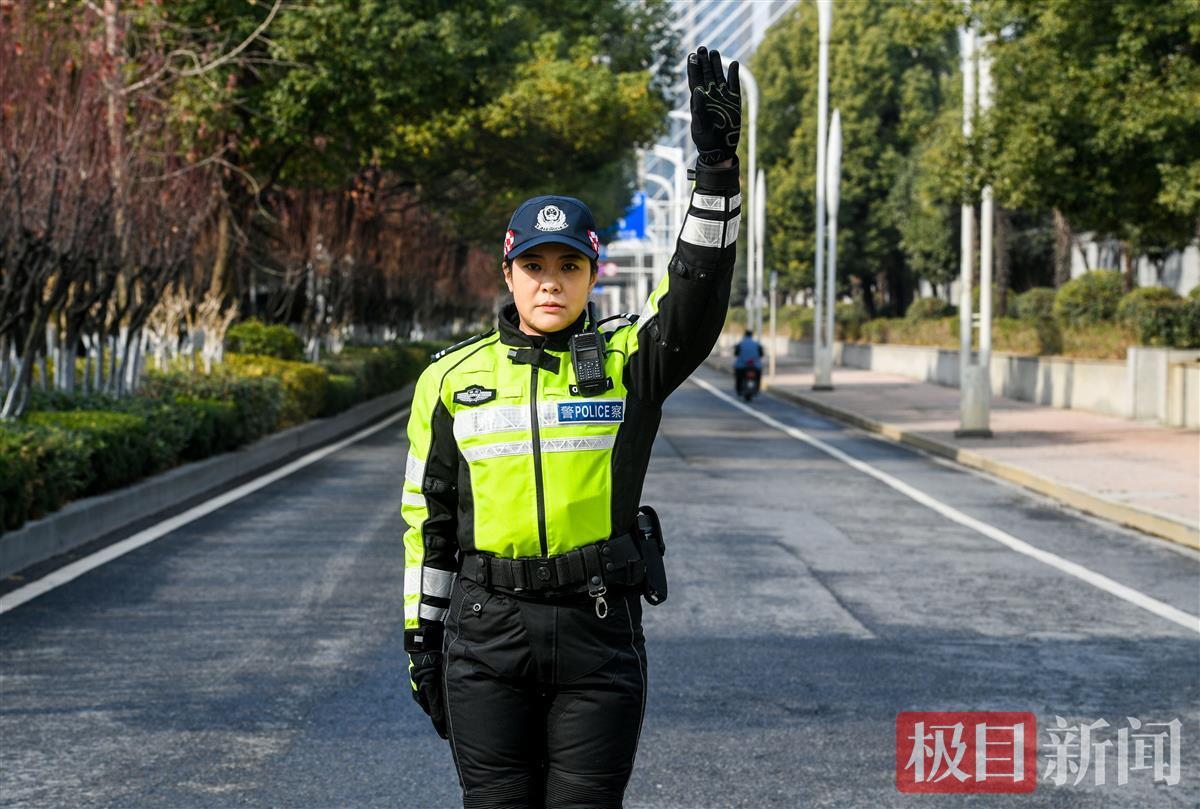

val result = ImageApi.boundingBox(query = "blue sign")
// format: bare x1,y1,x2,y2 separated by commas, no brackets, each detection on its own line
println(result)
614,192,646,241
557,400,625,423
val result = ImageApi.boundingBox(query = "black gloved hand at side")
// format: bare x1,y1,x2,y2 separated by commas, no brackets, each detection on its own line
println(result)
687,46,742,166
409,651,448,740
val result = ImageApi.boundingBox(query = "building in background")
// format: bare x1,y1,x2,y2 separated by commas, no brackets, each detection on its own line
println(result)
600,0,798,316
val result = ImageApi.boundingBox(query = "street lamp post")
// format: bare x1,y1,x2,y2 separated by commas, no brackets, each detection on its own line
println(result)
956,22,993,437
813,0,833,390
755,168,766,335
825,108,842,381
739,68,760,332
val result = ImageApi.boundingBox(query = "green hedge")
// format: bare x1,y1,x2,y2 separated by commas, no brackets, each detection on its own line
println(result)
1053,269,1123,327
0,341,433,536
222,354,328,427
139,371,283,447
1014,287,1057,322
224,318,304,360
906,297,954,320
24,411,153,495
0,425,90,531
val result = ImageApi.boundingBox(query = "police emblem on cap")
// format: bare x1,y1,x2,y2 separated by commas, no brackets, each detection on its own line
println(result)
503,229,515,256
535,205,569,232
453,385,496,406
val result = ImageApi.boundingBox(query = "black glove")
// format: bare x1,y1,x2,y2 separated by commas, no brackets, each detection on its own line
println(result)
687,46,741,166
409,651,448,740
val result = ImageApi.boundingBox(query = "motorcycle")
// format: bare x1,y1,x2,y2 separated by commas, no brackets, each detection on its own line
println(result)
737,359,760,402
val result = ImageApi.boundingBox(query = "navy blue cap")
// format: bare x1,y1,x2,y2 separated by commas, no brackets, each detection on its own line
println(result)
503,195,600,262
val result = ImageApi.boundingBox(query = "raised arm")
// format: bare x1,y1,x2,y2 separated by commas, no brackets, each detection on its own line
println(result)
622,46,743,405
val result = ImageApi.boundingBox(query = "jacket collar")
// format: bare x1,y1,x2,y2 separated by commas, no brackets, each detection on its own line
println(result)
497,301,588,352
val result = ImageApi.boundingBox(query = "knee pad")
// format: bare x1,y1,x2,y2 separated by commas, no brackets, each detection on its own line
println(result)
462,772,539,809
544,767,627,809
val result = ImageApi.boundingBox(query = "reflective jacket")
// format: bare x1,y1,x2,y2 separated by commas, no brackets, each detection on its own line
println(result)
401,160,741,645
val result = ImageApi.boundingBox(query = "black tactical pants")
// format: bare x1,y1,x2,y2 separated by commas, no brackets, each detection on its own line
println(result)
443,574,647,809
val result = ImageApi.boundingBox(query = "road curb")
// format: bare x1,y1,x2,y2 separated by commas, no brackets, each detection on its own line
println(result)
703,359,1199,550
0,384,414,581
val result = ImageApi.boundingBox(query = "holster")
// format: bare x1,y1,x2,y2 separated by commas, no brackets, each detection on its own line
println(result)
635,505,668,605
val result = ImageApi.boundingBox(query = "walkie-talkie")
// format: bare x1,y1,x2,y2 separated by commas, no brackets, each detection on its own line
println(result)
570,301,611,397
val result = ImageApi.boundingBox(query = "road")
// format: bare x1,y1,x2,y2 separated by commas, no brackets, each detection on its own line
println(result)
2,364,1197,808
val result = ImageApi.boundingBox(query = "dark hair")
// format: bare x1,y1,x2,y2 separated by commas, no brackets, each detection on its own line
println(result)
744,329,753,337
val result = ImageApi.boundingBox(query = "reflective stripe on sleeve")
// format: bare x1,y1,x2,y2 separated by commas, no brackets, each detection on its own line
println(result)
691,192,725,211
401,490,426,509
404,601,420,622
403,566,421,599
422,567,455,599
405,452,425,488
419,603,448,622
679,215,725,248
724,213,741,246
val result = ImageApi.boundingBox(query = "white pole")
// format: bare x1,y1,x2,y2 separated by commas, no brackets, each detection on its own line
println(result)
957,21,992,437
740,67,760,331
651,144,687,253
755,168,766,335
958,26,975,386
978,35,994,378
825,109,842,388
645,171,675,285
769,270,778,380
813,0,832,389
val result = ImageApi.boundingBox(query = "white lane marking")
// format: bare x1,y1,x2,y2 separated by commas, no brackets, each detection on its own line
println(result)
692,376,1200,635
0,408,410,615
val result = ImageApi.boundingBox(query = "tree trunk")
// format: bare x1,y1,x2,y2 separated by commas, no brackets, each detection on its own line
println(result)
995,206,1011,317
208,200,231,299
1053,208,1072,287
1120,241,1136,292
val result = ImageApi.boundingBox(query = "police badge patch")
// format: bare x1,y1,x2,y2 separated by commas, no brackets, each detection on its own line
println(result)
453,385,497,406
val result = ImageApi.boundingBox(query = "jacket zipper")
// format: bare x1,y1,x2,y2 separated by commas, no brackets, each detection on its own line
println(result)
529,361,548,557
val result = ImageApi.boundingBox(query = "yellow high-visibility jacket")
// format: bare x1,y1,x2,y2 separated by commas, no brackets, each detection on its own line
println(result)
402,160,741,647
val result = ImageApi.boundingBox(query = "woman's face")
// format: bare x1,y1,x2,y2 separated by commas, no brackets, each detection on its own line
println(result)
504,242,597,336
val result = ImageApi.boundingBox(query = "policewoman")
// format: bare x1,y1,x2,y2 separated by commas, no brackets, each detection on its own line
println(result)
401,47,741,809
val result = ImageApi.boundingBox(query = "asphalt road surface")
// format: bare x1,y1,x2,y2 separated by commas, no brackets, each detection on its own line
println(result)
2,364,1198,809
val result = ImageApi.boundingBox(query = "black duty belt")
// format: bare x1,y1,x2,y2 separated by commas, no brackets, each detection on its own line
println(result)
459,532,646,596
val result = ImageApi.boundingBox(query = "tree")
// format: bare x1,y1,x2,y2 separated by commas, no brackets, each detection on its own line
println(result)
753,1,959,314
978,0,1200,289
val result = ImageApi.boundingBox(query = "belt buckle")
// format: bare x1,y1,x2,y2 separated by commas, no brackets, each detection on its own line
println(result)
532,560,553,592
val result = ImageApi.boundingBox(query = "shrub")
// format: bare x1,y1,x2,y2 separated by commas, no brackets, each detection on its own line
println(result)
140,370,282,446
1117,286,1181,328
172,397,240,459
23,410,151,495
1188,285,1200,301
906,297,954,321
860,319,893,343
1175,299,1200,348
225,318,304,360
1053,269,1123,326
223,354,328,427
1125,297,1200,348
321,374,363,417
0,424,91,531
835,300,869,341
1014,287,1057,322
990,318,1042,355
322,344,425,400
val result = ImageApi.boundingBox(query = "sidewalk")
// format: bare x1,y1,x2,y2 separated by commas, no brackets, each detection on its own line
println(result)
706,355,1199,549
